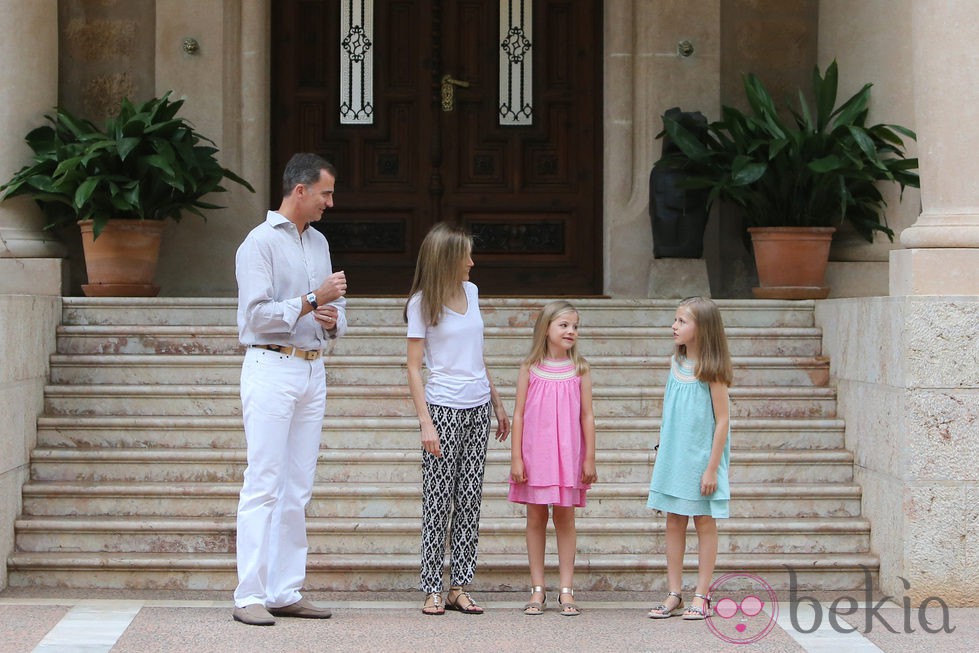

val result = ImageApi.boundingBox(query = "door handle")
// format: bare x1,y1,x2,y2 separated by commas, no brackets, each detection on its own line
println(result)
441,74,471,112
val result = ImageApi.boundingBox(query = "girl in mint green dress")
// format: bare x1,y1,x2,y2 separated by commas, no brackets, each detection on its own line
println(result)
647,297,732,621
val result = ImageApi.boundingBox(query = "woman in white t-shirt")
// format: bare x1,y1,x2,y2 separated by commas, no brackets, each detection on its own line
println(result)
405,222,510,615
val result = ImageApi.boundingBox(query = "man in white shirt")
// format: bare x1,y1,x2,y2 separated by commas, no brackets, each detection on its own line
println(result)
232,153,347,626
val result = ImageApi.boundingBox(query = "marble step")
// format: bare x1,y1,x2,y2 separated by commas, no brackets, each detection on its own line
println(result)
25,296,871,594
42,384,839,418
55,325,824,357
20,481,864,519
36,415,847,450
49,354,830,387
14,515,870,556
4,551,879,591
60,297,818,329
29,448,855,484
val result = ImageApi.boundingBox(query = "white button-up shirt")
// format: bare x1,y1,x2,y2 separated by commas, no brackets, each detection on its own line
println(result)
236,210,347,350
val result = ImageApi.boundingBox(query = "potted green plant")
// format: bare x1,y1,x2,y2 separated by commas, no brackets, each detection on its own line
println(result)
657,60,919,298
0,92,254,296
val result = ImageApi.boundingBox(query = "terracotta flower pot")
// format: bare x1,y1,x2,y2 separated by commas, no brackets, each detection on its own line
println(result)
748,226,835,299
79,219,165,297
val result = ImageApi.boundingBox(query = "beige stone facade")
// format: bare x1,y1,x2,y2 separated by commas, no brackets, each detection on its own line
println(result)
1,0,976,601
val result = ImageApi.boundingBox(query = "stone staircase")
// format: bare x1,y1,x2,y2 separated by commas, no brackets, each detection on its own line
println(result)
6,297,877,591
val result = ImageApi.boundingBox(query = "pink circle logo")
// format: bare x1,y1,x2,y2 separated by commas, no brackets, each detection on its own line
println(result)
706,572,780,644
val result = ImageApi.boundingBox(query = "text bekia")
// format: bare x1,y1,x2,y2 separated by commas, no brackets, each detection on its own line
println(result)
788,567,955,634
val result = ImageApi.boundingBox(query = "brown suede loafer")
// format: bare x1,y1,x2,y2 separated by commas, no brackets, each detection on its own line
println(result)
232,604,276,626
268,596,333,619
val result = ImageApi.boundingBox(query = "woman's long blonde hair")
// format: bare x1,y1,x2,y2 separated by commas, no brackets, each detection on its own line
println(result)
676,296,733,386
403,222,473,326
525,300,589,376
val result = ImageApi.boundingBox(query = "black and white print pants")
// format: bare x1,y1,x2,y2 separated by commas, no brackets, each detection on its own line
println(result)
419,402,491,593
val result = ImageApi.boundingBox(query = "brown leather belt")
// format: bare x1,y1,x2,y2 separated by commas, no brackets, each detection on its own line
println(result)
252,344,322,361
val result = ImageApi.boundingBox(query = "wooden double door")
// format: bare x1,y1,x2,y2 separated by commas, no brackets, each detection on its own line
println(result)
272,0,602,296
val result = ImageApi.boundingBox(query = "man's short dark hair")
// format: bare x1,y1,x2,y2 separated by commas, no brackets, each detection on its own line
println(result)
282,153,337,196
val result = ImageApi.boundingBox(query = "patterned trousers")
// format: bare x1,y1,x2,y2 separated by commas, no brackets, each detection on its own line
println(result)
419,402,491,593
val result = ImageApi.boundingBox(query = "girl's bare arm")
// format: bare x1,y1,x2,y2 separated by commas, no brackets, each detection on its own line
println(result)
580,370,598,484
509,364,530,482
701,381,730,495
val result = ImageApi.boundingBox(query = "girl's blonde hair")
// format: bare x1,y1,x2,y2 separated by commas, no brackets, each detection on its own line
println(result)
525,300,589,376
403,222,473,327
676,296,733,386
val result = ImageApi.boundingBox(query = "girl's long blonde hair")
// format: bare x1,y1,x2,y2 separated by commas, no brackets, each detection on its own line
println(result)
525,300,589,376
676,296,733,386
403,222,473,327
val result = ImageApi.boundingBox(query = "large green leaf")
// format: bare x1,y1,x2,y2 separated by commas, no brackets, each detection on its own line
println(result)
808,155,844,173
831,85,872,128
847,126,883,167
73,177,100,209
731,156,767,185
663,118,711,162
814,60,838,131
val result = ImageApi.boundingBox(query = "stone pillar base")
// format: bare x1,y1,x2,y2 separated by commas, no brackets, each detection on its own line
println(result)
0,202,67,260
889,248,979,296
0,258,65,296
647,259,710,298
816,297,979,603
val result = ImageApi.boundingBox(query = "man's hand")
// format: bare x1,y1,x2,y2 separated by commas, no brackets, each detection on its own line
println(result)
315,271,347,304
313,305,339,330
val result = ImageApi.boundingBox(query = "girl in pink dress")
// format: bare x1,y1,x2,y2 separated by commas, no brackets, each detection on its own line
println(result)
508,301,597,616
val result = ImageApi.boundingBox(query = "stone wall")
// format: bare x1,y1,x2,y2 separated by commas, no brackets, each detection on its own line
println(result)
603,0,722,298
0,262,62,589
54,0,157,294
816,297,979,604
709,0,819,298
152,0,268,297
59,0,157,123
53,0,265,297
818,0,921,297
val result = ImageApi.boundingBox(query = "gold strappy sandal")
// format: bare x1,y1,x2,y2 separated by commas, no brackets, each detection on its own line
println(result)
523,585,546,615
558,587,580,616
446,586,484,614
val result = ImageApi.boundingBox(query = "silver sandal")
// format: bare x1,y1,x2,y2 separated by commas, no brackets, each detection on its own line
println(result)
648,591,684,619
682,593,712,620
421,592,444,616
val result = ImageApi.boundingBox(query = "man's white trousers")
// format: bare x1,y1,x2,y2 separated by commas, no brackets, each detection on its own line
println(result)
234,347,326,608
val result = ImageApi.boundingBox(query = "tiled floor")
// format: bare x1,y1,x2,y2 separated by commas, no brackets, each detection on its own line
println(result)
0,591,974,653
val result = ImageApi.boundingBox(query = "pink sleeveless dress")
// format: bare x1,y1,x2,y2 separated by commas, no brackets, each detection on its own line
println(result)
508,358,590,507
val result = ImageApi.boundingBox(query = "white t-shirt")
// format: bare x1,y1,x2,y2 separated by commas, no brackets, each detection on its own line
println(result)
406,281,491,409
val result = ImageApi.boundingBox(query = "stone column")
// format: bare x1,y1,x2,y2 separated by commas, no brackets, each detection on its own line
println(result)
604,0,719,298
0,0,64,590
858,0,979,606
0,0,66,261
890,0,979,295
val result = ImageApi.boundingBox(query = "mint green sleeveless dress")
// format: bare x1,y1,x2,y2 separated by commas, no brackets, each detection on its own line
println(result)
647,355,730,518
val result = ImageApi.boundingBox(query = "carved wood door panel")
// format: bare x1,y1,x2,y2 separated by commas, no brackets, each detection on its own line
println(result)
272,0,602,296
